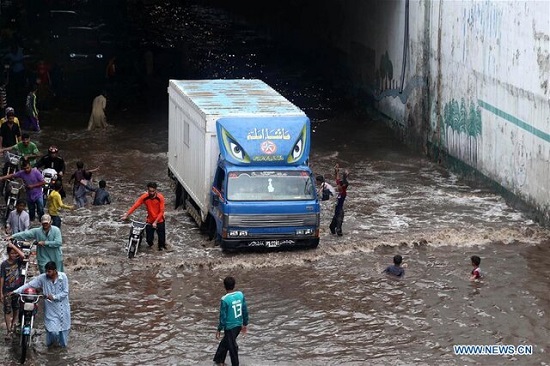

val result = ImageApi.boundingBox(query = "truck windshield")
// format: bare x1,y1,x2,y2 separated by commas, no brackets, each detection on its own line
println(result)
227,170,315,201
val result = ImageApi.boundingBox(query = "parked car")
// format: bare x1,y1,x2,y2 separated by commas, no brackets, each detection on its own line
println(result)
63,26,112,71
41,10,81,41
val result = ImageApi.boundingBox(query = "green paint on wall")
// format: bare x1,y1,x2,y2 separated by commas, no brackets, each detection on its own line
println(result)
478,99,550,143
442,98,482,138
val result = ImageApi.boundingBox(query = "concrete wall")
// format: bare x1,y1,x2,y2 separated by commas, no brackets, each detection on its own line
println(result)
328,0,550,223
213,0,550,222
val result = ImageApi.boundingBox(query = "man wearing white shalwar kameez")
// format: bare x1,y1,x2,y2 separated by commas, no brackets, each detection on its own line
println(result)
12,261,71,347
87,93,108,130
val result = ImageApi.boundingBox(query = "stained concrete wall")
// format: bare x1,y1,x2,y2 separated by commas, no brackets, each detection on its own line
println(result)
316,0,550,223
423,1,550,222
212,0,550,223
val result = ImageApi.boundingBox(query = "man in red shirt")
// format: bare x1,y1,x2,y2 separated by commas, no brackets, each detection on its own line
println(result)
121,182,167,250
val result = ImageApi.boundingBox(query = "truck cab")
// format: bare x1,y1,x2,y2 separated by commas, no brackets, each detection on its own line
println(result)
209,116,319,250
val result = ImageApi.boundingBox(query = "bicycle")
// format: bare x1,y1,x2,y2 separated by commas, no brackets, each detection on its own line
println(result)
125,220,147,259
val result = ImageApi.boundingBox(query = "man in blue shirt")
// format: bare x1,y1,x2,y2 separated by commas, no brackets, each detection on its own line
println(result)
214,276,249,366
10,261,71,347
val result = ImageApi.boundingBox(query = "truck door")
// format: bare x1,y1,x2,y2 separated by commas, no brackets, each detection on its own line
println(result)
210,167,226,237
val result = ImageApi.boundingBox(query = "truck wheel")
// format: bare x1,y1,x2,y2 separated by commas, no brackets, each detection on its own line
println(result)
175,182,185,209
207,215,216,241
310,239,320,249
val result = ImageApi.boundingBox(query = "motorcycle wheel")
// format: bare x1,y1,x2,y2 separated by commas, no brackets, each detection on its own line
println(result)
128,240,137,259
19,333,30,364
5,204,13,220
1,181,8,198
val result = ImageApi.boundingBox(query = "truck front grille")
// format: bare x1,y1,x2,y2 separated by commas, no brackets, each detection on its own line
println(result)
227,214,318,227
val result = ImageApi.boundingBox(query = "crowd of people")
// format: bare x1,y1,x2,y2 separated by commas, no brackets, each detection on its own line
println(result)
0,103,116,347
0,147,166,349
0,104,169,349
0,127,112,227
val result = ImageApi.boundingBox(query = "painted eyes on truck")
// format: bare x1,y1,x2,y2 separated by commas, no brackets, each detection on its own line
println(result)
287,125,307,163
292,140,303,158
230,142,245,159
221,128,250,163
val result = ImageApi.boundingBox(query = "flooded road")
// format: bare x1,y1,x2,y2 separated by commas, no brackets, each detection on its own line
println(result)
1,1,550,365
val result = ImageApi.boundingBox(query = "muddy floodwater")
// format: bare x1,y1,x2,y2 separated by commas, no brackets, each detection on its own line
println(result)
1,1,550,365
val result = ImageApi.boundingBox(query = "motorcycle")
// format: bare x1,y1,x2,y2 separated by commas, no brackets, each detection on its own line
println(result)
4,152,22,176
4,180,22,220
17,290,42,364
2,152,22,197
13,239,38,283
41,168,58,201
7,239,39,363
126,220,147,259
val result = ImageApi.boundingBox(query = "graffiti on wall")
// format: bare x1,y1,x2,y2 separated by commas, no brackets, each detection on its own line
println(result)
376,51,394,90
438,98,482,164
371,50,425,104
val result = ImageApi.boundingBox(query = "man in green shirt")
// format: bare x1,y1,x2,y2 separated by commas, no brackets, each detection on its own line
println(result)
1,133,40,166
7,214,63,274
213,276,249,366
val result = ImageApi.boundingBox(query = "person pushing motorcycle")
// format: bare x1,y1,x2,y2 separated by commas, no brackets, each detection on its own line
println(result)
35,146,66,198
121,182,167,251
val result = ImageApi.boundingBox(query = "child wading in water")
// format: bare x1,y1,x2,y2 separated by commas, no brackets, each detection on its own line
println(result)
92,179,111,205
69,161,99,208
470,255,482,280
383,254,405,278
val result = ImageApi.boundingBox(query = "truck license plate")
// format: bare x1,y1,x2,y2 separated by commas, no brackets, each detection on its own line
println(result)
249,240,295,247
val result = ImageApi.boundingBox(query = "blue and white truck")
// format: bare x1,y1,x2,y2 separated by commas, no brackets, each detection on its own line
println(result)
167,79,320,250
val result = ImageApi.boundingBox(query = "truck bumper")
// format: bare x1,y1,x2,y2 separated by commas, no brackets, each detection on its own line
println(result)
220,237,319,251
